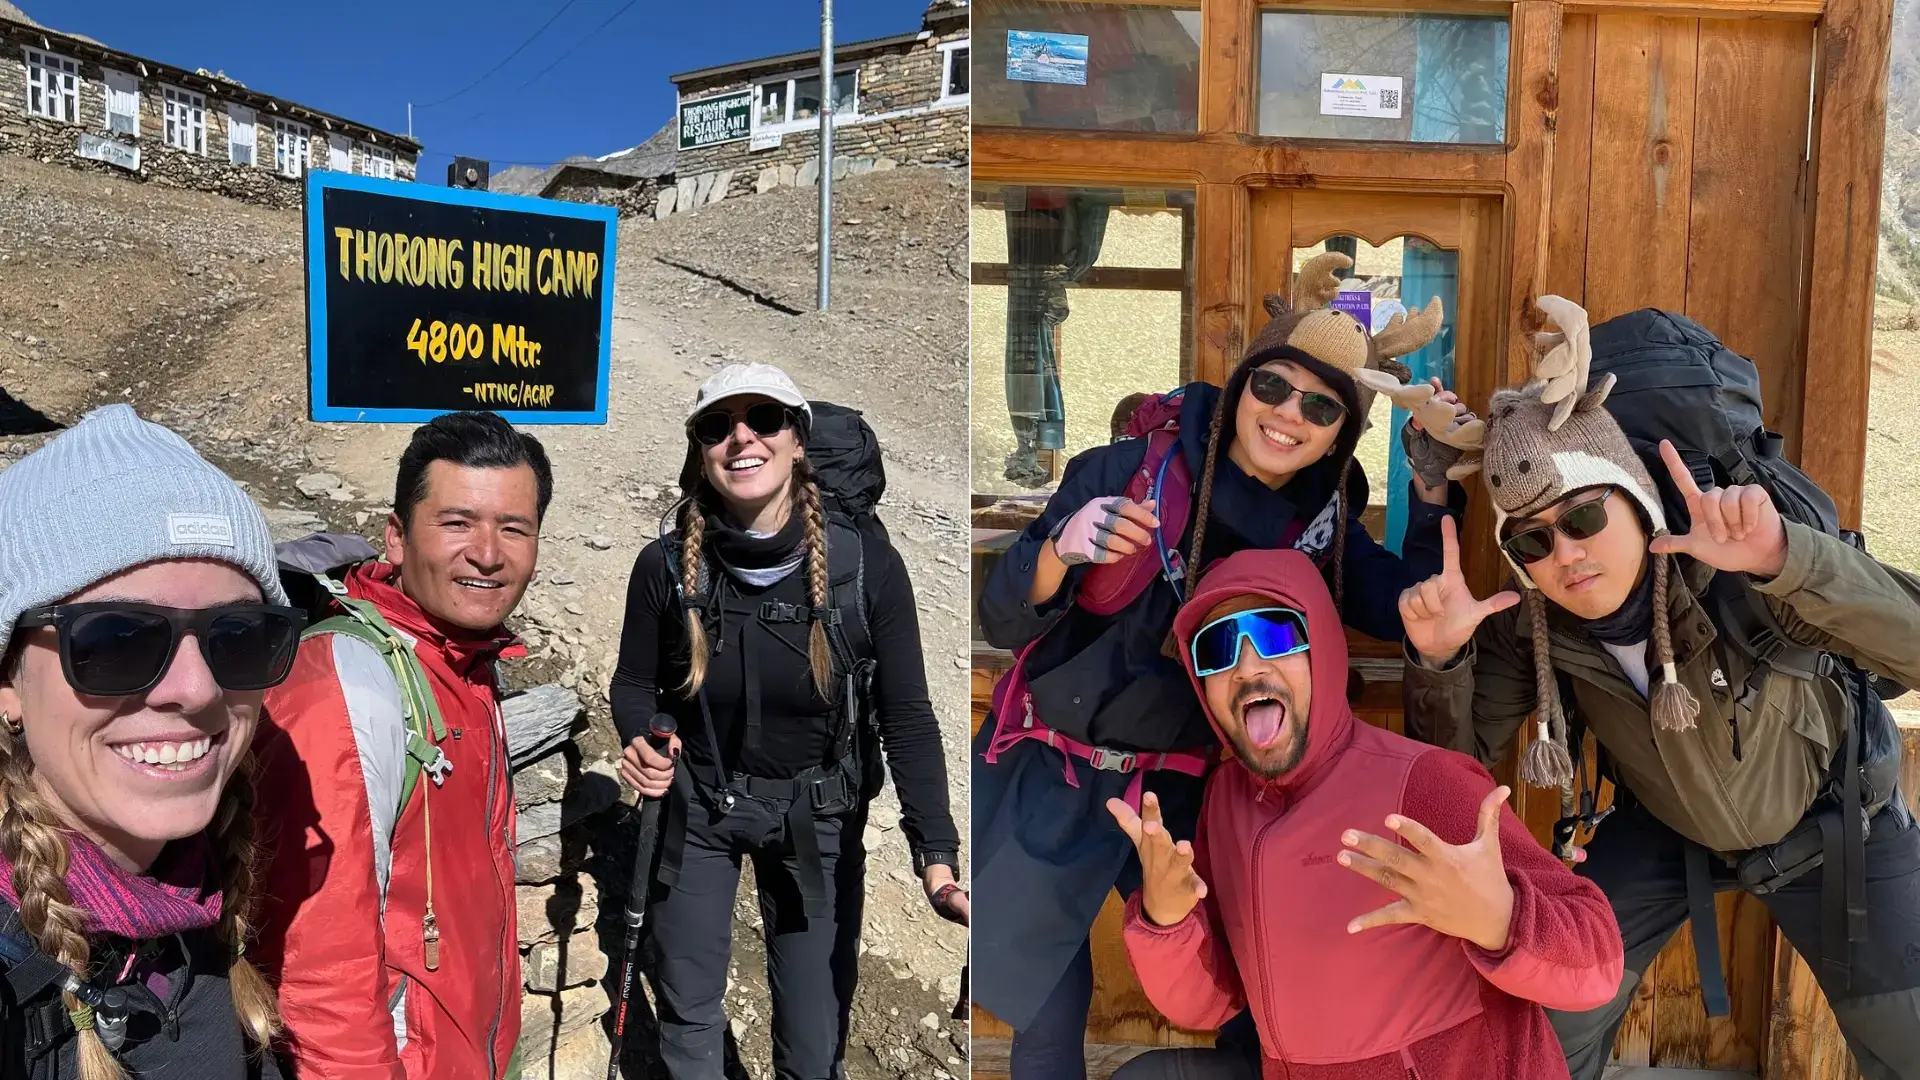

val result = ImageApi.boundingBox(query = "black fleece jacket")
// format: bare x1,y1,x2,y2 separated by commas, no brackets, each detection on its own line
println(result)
609,525,960,864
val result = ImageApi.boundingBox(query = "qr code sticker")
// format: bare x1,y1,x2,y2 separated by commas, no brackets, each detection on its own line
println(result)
1379,88,1400,111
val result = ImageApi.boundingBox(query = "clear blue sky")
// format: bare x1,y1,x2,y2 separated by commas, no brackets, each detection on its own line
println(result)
31,0,930,183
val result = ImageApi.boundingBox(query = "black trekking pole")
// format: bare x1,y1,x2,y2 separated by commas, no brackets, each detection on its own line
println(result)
608,713,677,1080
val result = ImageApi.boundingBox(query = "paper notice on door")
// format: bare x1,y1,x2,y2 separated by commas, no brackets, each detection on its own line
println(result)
1333,290,1374,326
1320,74,1403,119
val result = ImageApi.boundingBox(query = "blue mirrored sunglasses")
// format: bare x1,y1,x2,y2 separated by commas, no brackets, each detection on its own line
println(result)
1189,607,1311,678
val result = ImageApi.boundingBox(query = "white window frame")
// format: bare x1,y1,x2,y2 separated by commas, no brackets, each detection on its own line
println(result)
273,118,310,179
22,47,80,124
938,40,971,106
102,69,140,136
227,104,256,167
161,84,206,155
365,145,395,180
751,63,861,134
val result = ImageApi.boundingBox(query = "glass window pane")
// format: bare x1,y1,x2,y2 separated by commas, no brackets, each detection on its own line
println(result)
1258,12,1508,144
1287,236,1460,548
974,2,1200,132
971,184,1195,496
832,71,857,112
950,47,971,96
759,82,785,126
794,75,821,121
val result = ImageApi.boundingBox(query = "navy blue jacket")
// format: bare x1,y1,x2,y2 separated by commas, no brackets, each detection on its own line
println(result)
977,382,1452,752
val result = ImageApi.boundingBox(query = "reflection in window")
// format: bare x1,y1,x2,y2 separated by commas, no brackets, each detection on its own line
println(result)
794,71,858,121
973,3,1201,132
1289,237,1458,550
1258,12,1508,144
973,185,1195,494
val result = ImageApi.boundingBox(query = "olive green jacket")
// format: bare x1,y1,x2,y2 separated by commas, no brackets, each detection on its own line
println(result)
1404,522,1920,855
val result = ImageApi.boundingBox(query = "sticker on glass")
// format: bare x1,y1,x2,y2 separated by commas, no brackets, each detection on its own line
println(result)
1008,30,1089,86
1333,290,1373,326
1320,74,1403,119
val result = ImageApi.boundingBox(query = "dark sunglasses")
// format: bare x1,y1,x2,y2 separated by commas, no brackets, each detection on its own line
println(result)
1501,492,1613,566
15,603,307,697
689,402,795,447
1189,607,1311,678
1247,370,1347,428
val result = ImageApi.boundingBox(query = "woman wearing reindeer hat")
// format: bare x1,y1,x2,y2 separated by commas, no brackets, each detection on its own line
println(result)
0,404,296,1079
973,253,1481,1079
1397,297,1920,1079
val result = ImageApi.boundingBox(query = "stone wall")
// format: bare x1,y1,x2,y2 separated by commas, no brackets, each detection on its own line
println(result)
0,29,418,209
505,685,626,1080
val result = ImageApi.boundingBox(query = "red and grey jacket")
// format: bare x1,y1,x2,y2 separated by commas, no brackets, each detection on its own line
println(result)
1123,549,1624,1079
252,562,524,1080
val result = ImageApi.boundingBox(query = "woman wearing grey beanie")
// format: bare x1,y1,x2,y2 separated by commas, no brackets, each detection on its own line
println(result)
0,405,300,1080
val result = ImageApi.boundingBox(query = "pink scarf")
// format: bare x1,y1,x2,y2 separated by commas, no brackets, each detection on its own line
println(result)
0,831,222,940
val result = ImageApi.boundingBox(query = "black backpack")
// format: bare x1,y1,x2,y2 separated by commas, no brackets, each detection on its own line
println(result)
805,401,888,539
1587,310,1905,698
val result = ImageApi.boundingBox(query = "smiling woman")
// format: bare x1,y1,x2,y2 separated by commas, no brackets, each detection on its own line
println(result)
0,404,292,1080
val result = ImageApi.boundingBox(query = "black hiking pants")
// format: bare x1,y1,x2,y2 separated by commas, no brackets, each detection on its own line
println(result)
1551,798,1920,1079
646,790,867,1080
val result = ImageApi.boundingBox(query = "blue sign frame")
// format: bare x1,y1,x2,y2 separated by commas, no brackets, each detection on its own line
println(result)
303,170,618,424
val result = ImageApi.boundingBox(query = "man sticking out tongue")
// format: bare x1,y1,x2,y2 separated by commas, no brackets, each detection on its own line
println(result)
1107,546,1624,1080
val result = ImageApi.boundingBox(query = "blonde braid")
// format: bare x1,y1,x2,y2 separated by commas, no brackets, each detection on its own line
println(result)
680,499,711,695
795,461,834,698
211,754,280,1049
0,727,122,1080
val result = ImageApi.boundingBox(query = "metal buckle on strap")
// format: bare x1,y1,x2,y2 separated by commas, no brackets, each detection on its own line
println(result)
1087,747,1137,773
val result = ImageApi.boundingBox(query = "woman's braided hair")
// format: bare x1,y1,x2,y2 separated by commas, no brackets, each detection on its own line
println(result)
677,456,835,700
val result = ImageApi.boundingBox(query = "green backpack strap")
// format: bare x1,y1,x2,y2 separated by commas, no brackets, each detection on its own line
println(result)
300,573,451,818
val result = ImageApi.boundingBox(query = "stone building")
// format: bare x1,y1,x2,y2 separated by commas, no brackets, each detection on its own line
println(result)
0,2,418,210
663,0,968,211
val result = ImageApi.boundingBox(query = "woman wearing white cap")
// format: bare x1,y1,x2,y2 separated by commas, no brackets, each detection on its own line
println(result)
0,405,297,1079
610,363,964,1079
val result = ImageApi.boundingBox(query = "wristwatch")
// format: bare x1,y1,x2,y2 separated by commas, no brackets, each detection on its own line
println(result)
913,849,959,877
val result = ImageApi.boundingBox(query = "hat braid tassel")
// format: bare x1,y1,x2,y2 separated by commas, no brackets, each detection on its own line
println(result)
1649,551,1701,732
1520,590,1575,787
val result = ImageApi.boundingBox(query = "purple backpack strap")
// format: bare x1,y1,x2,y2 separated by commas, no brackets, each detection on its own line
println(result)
1077,430,1191,615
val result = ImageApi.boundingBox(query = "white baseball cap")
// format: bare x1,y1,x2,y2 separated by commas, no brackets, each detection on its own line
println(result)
687,363,813,430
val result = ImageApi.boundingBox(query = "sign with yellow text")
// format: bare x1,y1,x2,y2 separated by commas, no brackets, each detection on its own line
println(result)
304,171,616,423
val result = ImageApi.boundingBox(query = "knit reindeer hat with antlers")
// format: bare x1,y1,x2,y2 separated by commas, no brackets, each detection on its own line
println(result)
1357,296,1700,789
1185,252,1444,610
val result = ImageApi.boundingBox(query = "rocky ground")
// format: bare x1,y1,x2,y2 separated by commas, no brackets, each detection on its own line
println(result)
0,154,970,1079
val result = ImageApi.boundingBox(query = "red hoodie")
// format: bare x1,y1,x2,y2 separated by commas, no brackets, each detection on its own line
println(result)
253,562,524,1080
1123,549,1623,1080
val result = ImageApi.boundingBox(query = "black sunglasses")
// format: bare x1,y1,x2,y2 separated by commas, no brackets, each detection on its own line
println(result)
15,603,307,697
1501,492,1612,565
690,402,795,447
1248,370,1347,428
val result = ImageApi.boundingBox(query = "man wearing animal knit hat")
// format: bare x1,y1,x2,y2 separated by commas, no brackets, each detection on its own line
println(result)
1110,546,1622,1080
1397,297,1920,1078
975,253,1477,1078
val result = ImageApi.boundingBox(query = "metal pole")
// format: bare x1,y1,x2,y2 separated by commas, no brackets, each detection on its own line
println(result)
817,0,833,311
406,102,412,140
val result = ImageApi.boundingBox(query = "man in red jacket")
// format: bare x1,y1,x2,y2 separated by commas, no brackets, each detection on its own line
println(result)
1111,546,1623,1079
253,411,551,1080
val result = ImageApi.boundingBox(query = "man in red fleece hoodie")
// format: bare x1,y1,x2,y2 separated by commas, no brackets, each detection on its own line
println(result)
1112,546,1623,1079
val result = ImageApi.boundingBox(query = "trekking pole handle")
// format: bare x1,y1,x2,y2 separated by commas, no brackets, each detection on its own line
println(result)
623,715,677,932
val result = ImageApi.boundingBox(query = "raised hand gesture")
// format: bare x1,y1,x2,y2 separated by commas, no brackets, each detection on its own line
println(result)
1339,786,1517,952
1108,792,1209,928
1400,516,1521,666
1647,440,1788,578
